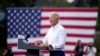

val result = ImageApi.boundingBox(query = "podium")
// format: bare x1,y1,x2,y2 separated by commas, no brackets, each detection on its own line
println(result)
18,39,47,56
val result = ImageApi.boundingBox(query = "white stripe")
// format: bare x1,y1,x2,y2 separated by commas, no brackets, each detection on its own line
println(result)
14,54,87,56
65,45,75,51
41,20,96,26
14,54,49,56
14,55,25,56
66,36,94,43
12,47,26,52
7,37,93,43
40,28,95,35
7,38,42,43
13,54,77,56
42,12,98,17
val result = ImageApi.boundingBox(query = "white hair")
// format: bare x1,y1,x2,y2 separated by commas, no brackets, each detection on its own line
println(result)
49,12,60,19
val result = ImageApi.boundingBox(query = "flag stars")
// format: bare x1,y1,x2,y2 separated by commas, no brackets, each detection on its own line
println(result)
13,35,16,38
8,16,10,19
34,25,37,29
36,34,39,37
25,16,28,19
32,10,35,13
8,29,10,32
28,13,31,16
34,13,38,16
37,28,40,31
31,28,33,31
16,19,19,23
28,25,31,28
16,25,19,28
10,25,13,29
16,13,20,16
25,28,28,31
8,10,11,13
7,8,41,38
13,28,16,32
13,16,16,19
22,13,25,17
22,25,25,28
13,22,16,25
37,16,40,19
28,19,31,22
22,19,25,22
7,22,10,26
20,10,23,13
25,22,28,25
11,13,14,16
10,19,13,22
31,16,34,19
37,22,40,26
26,10,29,13
18,28,21,32
31,22,34,25
19,22,22,26
19,16,22,19
21,31,24,35
34,19,37,22
10,32,13,36
37,10,41,13
33,31,36,35
28,31,30,34
15,32,18,35
14,10,17,13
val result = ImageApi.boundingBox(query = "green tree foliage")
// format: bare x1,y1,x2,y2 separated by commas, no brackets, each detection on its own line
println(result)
96,0,100,30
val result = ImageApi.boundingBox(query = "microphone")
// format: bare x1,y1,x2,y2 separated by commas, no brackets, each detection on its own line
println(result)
23,34,30,44
25,34,30,41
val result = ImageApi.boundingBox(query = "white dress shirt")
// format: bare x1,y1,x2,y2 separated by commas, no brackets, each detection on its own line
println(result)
86,47,97,56
42,23,66,51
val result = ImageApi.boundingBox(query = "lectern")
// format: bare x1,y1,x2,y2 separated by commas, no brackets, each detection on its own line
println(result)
18,39,47,56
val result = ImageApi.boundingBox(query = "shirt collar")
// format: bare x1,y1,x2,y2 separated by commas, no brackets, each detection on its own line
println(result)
51,23,59,29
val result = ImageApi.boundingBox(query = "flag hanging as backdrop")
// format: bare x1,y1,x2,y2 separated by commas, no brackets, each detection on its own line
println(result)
7,8,98,56
7,8,41,38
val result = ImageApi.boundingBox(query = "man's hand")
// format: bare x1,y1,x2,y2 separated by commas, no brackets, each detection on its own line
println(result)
42,43,50,47
34,40,43,45
42,44,53,50
3,49,7,56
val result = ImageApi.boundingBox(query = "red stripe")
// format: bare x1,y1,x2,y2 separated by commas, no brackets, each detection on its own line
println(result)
42,17,96,21
41,25,96,29
42,8,98,12
12,50,87,55
8,42,88,47
40,33,94,38
8,43,17,47
66,42,88,46
7,43,35,47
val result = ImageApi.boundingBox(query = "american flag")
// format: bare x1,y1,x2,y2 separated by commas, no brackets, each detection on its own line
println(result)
7,8,98,56
7,8,41,38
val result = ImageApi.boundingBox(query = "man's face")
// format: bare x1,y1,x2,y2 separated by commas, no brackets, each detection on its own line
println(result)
77,40,81,46
89,42,93,47
49,13,58,26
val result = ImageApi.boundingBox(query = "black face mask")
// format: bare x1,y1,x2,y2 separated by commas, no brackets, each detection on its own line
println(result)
89,45,93,47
